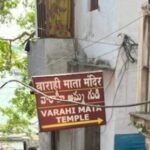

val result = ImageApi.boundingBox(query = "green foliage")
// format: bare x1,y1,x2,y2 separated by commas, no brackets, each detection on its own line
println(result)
0,55,37,134
0,0,19,23
0,40,10,71
0,0,37,135
0,107,30,134
17,11,35,31
0,40,27,72
0,87,36,134
16,0,35,31
12,87,36,118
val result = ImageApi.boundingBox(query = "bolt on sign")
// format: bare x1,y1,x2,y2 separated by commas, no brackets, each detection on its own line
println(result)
32,71,106,132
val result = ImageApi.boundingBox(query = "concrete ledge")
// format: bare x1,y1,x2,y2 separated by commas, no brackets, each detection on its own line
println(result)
68,61,114,71
130,112,150,135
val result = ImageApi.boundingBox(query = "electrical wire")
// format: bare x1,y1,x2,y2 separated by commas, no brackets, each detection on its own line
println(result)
1,79,150,109
101,60,129,134
78,15,143,51
101,42,138,132
41,15,142,73
31,46,120,71
6,15,140,73
97,47,119,59
104,47,122,91
75,38,119,46
0,15,141,76
0,80,100,108
36,15,142,51
104,33,138,92
36,15,142,55
107,61,128,115
47,47,120,68
121,34,137,63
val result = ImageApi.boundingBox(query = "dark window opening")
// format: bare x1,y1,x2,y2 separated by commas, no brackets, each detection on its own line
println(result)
90,0,99,11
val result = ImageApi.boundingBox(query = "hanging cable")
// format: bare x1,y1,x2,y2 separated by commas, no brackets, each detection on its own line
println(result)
45,47,120,67
106,60,128,123
101,60,129,134
45,16,142,68
1,79,150,109
37,15,142,53
75,38,119,46
120,34,138,63
78,15,143,51
104,47,122,91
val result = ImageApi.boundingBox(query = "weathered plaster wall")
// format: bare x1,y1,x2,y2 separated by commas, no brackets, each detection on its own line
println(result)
74,0,142,149
28,39,74,77
28,39,75,150
28,0,145,149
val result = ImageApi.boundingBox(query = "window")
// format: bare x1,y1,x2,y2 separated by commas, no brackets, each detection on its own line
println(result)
90,0,99,11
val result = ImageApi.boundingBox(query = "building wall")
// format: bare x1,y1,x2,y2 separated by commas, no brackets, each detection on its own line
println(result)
28,39,74,150
28,39,115,150
74,0,144,66
28,0,145,149
74,0,119,67
28,39,75,77
74,0,142,149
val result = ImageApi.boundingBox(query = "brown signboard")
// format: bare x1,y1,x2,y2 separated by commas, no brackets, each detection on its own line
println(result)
32,71,106,132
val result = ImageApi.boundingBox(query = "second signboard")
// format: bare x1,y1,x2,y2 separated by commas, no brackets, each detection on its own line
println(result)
32,71,106,132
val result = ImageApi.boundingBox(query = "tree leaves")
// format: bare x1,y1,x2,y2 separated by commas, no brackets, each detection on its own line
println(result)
16,1,35,32
0,40,11,71
0,0,19,23
0,107,31,134
0,0,36,135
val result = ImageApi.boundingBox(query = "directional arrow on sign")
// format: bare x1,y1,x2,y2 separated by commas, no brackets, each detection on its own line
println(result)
42,118,103,129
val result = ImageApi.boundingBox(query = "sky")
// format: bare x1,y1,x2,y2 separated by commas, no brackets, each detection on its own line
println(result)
0,72,20,122
0,0,27,38
0,3,26,122
0,23,21,38
0,1,39,141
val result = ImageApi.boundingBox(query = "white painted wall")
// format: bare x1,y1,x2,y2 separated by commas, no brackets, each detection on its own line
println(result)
28,39,75,150
101,70,115,150
28,0,145,149
74,0,145,67
28,39,74,77
74,0,142,149
75,0,119,67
